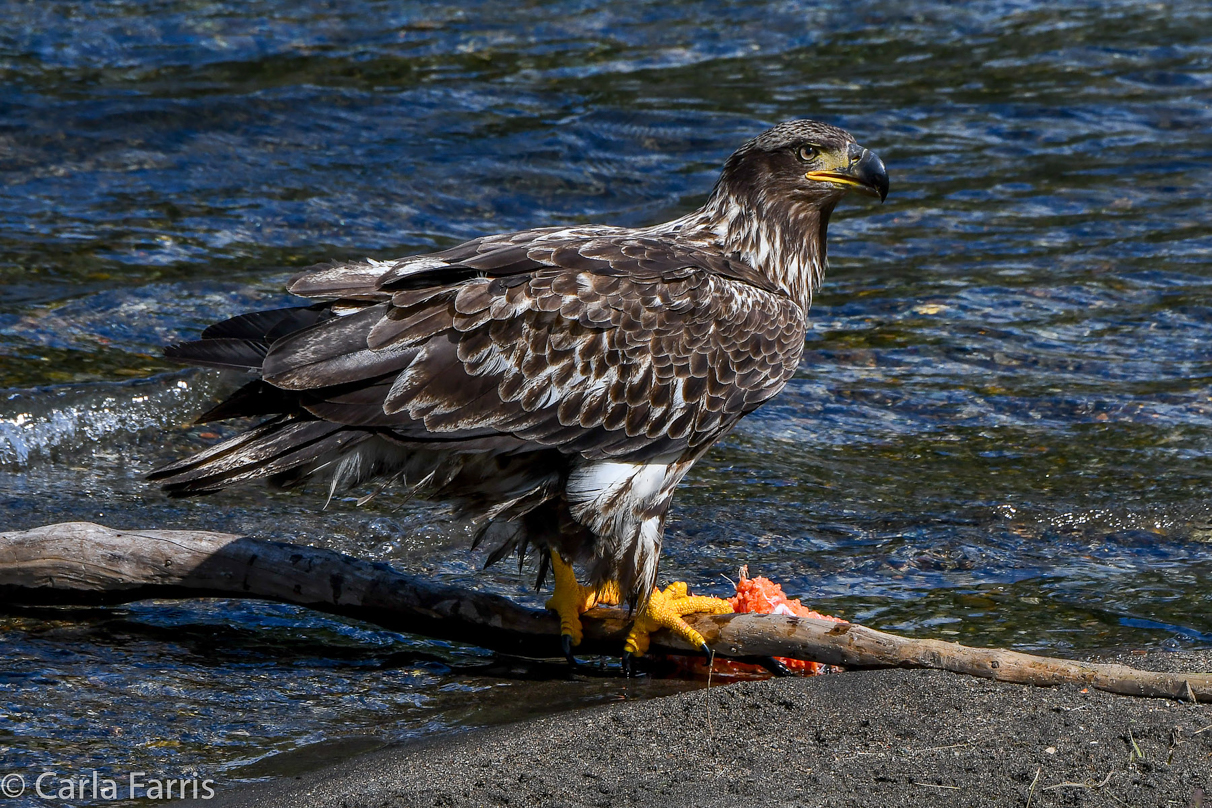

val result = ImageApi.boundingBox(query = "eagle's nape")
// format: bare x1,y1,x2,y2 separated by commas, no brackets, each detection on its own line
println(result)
151,119,889,664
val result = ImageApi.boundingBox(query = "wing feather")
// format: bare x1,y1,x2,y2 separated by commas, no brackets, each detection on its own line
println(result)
220,230,805,461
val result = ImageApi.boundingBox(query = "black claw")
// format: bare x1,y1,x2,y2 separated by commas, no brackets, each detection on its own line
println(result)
758,656,794,677
700,642,712,656
622,652,633,677
561,634,579,668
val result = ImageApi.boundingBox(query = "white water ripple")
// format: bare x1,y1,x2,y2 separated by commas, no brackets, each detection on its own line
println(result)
0,372,226,467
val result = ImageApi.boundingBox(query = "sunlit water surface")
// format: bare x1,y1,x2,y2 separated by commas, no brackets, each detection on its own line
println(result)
2,0,1211,802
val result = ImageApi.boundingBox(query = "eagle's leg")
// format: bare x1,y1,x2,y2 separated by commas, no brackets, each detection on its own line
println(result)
545,550,621,662
623,581,734,659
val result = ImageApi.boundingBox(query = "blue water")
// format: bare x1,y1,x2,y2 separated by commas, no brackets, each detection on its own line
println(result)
1,0,1211,801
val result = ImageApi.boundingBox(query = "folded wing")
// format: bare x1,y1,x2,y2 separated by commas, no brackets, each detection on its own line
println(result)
152,228,805,492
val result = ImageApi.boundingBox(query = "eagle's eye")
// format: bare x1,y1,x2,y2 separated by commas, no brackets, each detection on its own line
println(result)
797,145,820,162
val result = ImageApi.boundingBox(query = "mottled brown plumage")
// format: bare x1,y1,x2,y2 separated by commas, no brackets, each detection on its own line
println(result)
151,119,888,607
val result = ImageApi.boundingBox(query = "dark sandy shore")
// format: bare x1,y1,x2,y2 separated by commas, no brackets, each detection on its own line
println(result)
183,650,1211,808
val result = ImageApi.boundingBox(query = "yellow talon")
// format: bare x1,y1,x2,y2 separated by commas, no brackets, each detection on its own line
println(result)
623,581,734,657
545,550,621,647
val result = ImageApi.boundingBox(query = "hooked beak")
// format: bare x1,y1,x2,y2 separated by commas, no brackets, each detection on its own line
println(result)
805,145,889,202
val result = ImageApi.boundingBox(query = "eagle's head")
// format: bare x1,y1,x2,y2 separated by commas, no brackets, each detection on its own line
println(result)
703,119,889,308
718,118,889,207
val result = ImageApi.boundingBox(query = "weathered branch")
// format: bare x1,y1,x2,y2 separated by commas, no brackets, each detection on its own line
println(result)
2,521,1209,702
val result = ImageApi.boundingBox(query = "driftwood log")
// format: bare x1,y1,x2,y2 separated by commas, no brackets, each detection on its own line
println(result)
2,521,1209,703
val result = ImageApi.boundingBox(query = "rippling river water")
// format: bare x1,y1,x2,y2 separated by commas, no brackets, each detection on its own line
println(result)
1,0,1210,799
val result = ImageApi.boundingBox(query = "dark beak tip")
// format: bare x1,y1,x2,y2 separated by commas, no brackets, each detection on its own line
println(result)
860,149,889,203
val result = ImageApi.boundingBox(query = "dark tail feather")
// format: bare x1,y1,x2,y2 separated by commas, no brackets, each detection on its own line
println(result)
165,304,338,372
149,418,287,481
165,338,268,371
148,417,365,496
155,303,384,496
201,304,335,343
194,380,302,424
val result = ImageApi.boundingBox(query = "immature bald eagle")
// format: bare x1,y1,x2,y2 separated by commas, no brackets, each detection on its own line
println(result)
151,120,888,661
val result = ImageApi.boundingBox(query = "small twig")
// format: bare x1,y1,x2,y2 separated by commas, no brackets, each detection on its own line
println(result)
1193,723,1212,735
913,783,961,790
909,743,970,756
1043,771,1115,792
1128,728,1145,761
1025,766,1041,808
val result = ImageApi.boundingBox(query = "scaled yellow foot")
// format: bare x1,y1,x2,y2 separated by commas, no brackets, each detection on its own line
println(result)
624,581,734,657
545,550,621,647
